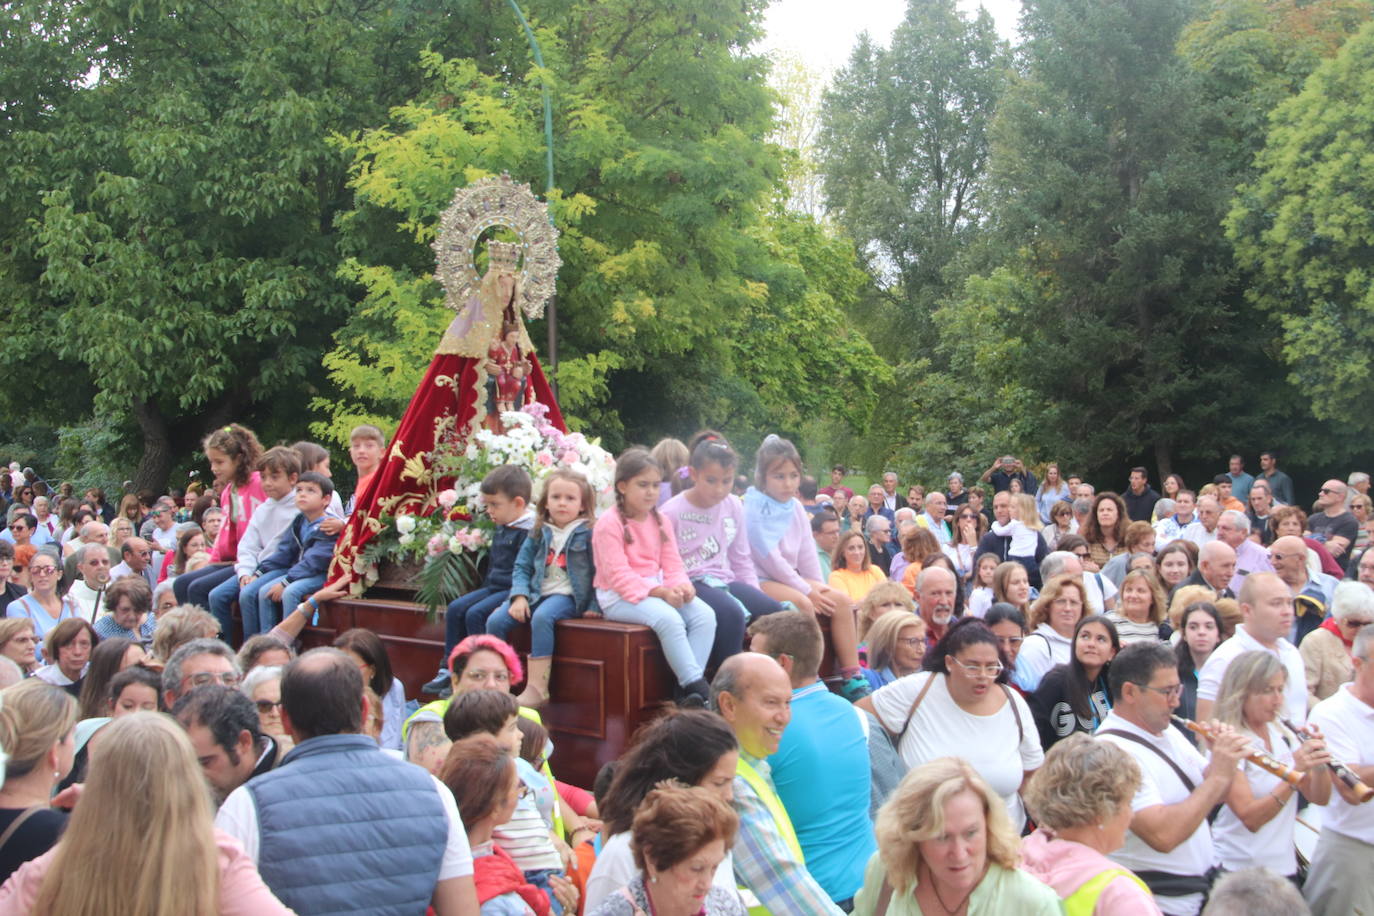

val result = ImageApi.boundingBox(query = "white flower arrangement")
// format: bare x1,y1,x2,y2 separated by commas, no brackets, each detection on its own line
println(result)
363,403,614,612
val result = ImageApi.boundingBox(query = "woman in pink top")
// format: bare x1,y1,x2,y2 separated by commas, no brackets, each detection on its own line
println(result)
1021,733,1163,915
175,423,268,607
743,435,866,700
593,448,716,706
0,712,293,915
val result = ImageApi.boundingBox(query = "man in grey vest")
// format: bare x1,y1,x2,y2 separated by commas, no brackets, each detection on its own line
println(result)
216,647,478,915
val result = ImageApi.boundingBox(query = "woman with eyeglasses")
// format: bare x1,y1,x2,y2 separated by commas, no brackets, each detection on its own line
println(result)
240,665,293,756
6,554,78,656
1210,650,1331,882
1042,501,1075,552
858,618,1044,831
862,610,927,691
1029,615,1119,752
1013,574,1089,693
1300,580,1374,704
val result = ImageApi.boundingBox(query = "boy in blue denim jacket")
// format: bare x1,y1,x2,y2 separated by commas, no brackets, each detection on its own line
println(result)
424,465,533,695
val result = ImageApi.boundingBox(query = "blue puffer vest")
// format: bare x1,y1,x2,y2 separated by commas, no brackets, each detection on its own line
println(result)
247,734,449,915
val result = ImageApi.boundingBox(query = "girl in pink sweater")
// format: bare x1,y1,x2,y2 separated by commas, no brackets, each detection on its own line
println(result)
744,435,868,700
593,448,716,705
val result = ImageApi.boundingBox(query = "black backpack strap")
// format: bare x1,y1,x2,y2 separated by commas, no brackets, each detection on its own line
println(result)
1098,728,1196,792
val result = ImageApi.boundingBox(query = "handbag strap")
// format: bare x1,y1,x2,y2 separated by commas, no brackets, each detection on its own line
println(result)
0,806,45,853
875,878,894,916
1099,728,1196,792
874,673,937,744
1000,684,1024,744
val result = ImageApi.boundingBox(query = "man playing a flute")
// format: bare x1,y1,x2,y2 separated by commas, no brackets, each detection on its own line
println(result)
1096,642,1251,916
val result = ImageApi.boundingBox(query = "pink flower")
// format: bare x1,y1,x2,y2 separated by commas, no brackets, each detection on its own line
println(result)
437,489,458,509
559,449,579,465
535,450,554,468
426,535,446,557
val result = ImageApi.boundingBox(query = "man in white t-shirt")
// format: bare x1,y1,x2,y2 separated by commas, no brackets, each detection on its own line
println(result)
1194,572,1307,726
1305,624,1374,914
1095,642,1249,916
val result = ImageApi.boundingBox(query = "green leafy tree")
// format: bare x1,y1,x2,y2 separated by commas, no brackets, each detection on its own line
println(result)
1226,20,1374,429
817,0,1009,355
0,0,489,489
317,1,887,454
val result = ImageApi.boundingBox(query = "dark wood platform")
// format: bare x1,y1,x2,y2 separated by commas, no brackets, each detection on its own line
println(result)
303,594,678,787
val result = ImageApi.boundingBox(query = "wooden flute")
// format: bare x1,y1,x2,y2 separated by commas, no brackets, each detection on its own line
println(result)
1280,717,1374,804
1171,716,1304,788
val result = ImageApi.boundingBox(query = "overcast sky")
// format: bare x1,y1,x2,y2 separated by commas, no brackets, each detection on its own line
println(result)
759,0,1022,76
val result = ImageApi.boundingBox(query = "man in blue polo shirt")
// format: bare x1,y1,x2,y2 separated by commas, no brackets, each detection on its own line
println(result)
748,611,876,910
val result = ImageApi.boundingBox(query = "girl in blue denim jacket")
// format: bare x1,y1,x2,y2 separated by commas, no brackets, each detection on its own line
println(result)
487,468,598,707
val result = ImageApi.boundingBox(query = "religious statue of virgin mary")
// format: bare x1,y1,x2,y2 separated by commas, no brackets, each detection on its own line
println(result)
326,174,566,592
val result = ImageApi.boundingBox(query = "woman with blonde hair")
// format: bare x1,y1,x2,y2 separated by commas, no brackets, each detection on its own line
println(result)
1021,734,1161,914
0,712,292,914
1105,568,1168,645
863,610,927,691
852,757,1059,915
107,516,135,552
857,582,916,643
0,681,77,883
990,560,1032,616
1211,650,1332,881
1014,574,1088,692
830,530,887,603
149,605,221,666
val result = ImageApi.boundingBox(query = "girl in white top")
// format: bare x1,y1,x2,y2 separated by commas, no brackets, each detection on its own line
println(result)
859,618,1043,831
1210,650,1331,878
1014,575,1088,692
991,494,1044,565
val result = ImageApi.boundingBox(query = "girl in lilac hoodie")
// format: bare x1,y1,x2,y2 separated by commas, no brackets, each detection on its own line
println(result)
743,435,867,700
662,434,784,669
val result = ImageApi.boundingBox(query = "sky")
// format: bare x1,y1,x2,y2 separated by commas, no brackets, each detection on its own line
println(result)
759,0,1022,76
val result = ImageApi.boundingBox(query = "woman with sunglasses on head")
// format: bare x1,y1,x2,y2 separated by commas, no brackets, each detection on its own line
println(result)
4,555,77,664
858,618,1044,831
944,506,987,589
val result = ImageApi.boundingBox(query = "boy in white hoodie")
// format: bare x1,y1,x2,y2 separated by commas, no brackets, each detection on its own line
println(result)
207,447,302,640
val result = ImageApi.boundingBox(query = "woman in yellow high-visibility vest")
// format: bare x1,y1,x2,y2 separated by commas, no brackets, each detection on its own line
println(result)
1020,734,1161,915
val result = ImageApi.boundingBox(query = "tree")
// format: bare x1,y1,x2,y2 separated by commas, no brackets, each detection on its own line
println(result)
0,0,493,490
315,1,888,454
817,0,1009,355
1226,20,1374,430
768,51,828,218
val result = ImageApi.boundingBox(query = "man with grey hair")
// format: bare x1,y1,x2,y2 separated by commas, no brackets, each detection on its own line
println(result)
710,652,844,915
914,566,958,645
1349,471,1371,500
1189,495,1221,547
863,512,895,576
879,471,904,514
1217,510,1272,593
60,519,116,591
1038,548,1114,614
1070,496,1092,534
1304,622,1374,915
1172,540,1237,602
1267,534,1335,643
162,637,241,709
1202,867,1309,916
66,541,113,622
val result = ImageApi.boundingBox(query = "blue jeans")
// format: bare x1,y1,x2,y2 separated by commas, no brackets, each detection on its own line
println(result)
208,572,245,639
239,571,288,637
602,593,715,687
486,594,578,658
444,586,510,659
240,572,326,635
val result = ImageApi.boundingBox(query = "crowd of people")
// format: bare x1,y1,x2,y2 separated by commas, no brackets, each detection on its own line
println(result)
0,431,1369,915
